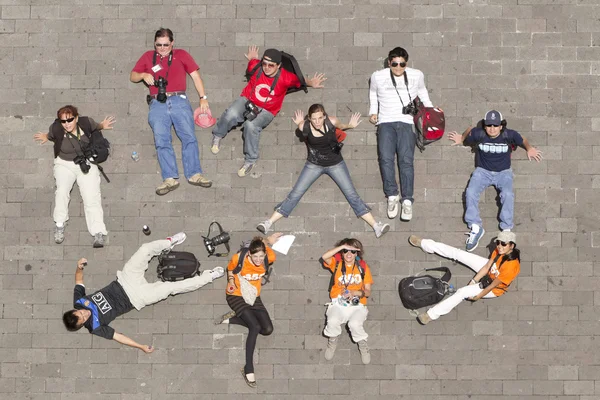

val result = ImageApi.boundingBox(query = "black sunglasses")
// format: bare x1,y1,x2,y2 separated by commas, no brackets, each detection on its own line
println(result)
390,62,407,68
60,117,75,124
486,124,500,128
342,249,357,254
495,240,510,247
155,43,171,47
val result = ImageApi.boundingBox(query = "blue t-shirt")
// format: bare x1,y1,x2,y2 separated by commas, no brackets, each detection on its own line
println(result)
73,282,134,340
463,128,524,172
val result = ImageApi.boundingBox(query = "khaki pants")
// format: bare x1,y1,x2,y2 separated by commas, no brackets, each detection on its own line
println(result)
53,157,107,236
117,240,213,310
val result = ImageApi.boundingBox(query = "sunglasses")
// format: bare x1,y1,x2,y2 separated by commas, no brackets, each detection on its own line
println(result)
60,117,75,124
495,240,510,247
342,249,357,254
390,62,407,68
486,125,500,128
261,61,277,68
155,43,171,47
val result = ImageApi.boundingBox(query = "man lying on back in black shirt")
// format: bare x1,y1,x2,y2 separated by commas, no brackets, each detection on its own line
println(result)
62,233,224,352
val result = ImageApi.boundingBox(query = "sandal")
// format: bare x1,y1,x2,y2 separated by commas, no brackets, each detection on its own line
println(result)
241,367,257,388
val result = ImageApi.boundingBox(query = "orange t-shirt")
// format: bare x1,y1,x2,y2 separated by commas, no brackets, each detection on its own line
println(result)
226,247,276,297
322,256,373,305
487,249,520,296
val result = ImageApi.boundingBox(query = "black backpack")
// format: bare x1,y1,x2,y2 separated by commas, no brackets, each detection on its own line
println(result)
245,51,308,94
232,244,273,285
398,267,452,311
157,251,200,282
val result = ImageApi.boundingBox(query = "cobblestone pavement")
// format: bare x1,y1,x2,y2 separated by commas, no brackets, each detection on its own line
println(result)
1,1,599,399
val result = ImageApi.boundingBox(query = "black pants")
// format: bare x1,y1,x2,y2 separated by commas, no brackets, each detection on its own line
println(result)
230,308,273,374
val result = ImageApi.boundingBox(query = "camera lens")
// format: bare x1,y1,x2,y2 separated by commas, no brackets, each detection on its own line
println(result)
211,232,230,246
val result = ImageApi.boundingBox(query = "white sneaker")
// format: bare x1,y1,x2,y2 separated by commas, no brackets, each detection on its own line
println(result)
257,219,272,234
167,232,186,248
387,195,400,219
324,337,338,361
400,199,413,221
357,340,371,365
210,266,225,280
373,221,390,238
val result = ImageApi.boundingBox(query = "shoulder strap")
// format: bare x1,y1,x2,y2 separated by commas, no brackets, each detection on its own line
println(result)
424,266,451,283
232,248,248,275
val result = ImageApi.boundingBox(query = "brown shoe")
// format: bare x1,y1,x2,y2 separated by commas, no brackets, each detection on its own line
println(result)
417,313,432,325
408,235,423,248
188,173,212,188
156,178,180,196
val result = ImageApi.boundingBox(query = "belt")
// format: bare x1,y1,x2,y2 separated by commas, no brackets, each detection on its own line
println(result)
150,91,186,99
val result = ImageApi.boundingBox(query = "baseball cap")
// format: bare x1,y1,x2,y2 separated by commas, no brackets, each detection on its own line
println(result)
262,48,282,64
496,231,516,244
193,107,216,128
484,110,503,126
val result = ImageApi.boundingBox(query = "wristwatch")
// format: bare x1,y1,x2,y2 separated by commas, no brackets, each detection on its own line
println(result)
200,95,208,100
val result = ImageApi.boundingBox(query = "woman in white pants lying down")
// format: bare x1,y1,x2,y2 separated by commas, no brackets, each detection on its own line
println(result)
408,231,521,325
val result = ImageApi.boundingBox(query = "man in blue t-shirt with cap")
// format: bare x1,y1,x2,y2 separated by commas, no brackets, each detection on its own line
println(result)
448,110,543,251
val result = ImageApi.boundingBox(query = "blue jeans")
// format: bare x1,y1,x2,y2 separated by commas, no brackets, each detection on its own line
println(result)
376,121,416,202
212,96,275,164
148,95,203,180
465,167,514,231
275,160,370,218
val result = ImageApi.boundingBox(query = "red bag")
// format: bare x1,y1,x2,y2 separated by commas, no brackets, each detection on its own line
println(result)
335,128,347,142
413,97,445,152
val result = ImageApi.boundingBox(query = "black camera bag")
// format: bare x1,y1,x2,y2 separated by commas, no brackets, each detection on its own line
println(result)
398,267,451,310
157,250,200,282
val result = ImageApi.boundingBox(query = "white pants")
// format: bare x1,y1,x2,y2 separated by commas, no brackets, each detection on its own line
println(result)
421,239,496,320
53,157,107,236
116,240,213,310
324,302,369,342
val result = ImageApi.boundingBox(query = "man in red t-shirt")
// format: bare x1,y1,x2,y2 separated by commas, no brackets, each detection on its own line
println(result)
211,46,327,177
130,28,213,196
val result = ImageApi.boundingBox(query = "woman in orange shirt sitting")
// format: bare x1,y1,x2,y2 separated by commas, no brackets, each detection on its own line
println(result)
408,231,520,325
320,238,374,365
216,233,281,388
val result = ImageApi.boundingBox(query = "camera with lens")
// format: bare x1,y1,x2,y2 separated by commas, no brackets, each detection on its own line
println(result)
203,221,231,257
73,154,91,174
330,141,344,154
243,100,260,121
155,77,168,103
402,102,417,116
351,296,360,306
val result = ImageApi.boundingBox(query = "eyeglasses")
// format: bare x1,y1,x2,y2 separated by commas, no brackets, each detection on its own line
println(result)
495,240,510,247
60,117,75,124
390,62,407,68
342,249,357,254
486,125,500,128
262,61,277,68
155,43,171,47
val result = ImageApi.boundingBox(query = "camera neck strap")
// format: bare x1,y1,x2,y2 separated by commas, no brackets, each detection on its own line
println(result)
389,70,412,108
152,51,173,82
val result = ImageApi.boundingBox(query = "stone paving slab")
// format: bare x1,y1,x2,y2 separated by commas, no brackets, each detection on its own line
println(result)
0,0,599,398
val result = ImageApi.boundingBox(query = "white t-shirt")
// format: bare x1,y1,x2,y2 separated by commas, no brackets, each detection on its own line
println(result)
368,67,433,125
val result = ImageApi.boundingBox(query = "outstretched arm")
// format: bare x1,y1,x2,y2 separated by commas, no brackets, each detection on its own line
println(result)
75,258,87,285
113,332,154,353
447,126,473,146
245,45,260,61
521,136,543,162
305,72,327,88
331,113,362,131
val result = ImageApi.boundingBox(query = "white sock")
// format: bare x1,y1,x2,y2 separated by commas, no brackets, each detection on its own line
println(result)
471,224,480,233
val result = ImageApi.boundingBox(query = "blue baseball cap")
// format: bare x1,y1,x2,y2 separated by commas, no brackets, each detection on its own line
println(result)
484,110,503,126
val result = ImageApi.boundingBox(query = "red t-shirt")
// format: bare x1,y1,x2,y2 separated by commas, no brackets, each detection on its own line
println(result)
240,59,301,115
131,49,199,95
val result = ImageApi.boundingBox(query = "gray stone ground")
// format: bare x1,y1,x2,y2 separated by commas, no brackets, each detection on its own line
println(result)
1,0,599,399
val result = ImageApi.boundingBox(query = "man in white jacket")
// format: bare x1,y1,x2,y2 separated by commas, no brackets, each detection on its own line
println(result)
369,47,433,222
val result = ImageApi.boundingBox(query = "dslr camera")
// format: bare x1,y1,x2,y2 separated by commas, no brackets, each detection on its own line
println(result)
350,296,360,306
73,146,98,174
155,77,168,103
203,230,230,256
402,102,417,116
330,141,344,154
243,100,260,121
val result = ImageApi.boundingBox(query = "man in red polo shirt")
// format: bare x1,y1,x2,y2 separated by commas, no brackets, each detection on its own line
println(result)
130,27,212,196
211,46,327,177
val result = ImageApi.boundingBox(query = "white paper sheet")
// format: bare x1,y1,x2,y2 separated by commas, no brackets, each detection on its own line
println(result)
271,235,295,255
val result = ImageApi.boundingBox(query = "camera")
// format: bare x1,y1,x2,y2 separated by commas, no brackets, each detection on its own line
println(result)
351,296,360,306
155,77,168,103
402,102,417,116
243,100,260,121
73,154,91,173
330,141,344,154
203,231,230,256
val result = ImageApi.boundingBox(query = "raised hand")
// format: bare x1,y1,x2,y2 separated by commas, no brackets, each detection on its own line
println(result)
33,132,49,144
527,147,543,162
292,109,305,126
348,112,363,129
100,116,116,130
245,45,259,61
447,131,463,146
